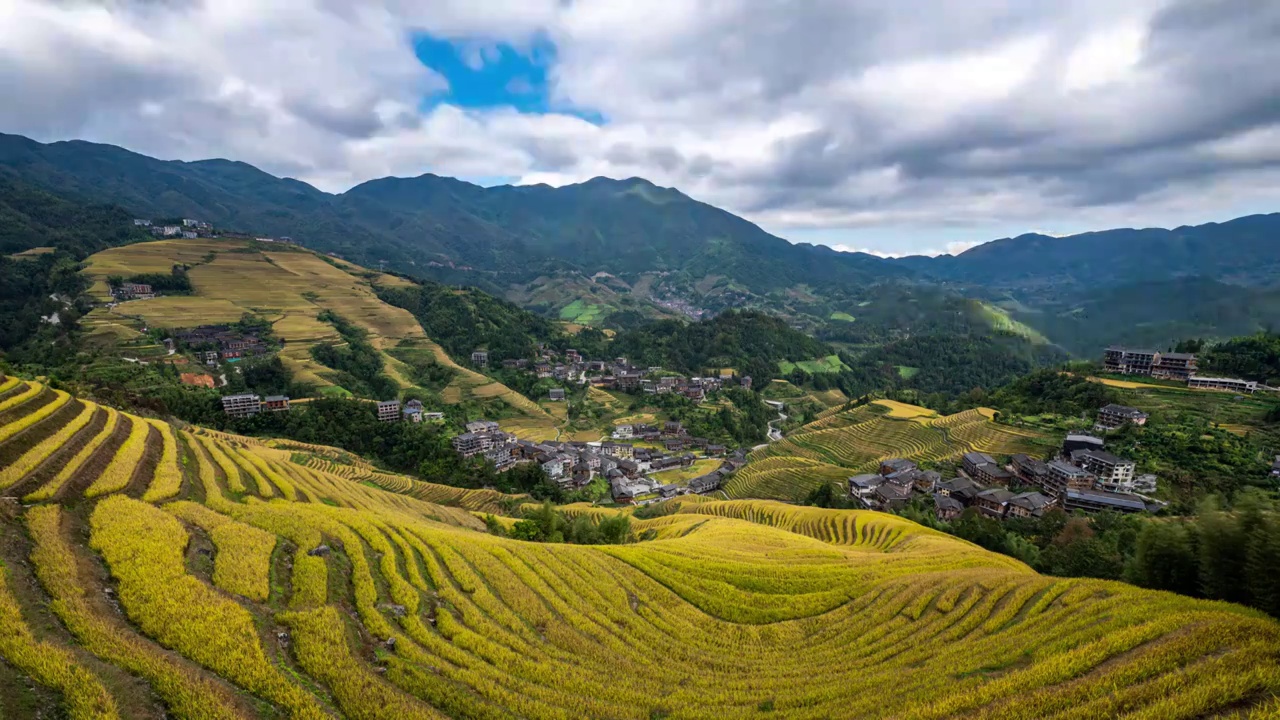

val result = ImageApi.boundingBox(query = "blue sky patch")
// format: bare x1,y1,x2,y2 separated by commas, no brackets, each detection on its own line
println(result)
413,33,602,123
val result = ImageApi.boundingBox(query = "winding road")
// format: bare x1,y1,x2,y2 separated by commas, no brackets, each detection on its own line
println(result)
754,400,788,450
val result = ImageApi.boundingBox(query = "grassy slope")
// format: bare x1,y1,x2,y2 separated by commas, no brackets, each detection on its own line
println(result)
1,377,1278,718
82,239,554,425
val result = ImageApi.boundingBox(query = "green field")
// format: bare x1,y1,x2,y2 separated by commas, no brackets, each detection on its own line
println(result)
978,302,1051,345
829,311,856,322
557,299,611,325
896,365,919,379
778,354,850,374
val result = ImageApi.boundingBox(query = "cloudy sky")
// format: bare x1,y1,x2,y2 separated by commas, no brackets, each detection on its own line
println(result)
3,0,1279,256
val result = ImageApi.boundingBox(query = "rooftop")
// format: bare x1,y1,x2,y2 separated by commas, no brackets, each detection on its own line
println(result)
1074,449,1133,466
1099,404,1147,417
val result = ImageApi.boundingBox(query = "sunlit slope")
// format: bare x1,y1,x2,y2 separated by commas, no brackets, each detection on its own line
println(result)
2,378,1280,719
82,238,554,424
729,400,1055,501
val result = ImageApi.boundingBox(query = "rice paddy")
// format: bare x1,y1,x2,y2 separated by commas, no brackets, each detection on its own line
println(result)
728,400,1054,500
81,239,553,424
2,374,1278,718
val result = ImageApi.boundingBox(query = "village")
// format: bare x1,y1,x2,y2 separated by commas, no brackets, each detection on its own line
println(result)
451,418,748,505
850,397,1166,522
473,346,751,404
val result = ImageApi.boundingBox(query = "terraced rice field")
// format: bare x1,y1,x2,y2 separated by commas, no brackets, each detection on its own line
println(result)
82,239,552,425
729,401,1054,501
3,375,1280,718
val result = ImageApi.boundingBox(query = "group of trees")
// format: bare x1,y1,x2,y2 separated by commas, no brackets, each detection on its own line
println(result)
310,310,399,399
106,265,193,294
987,368,1118,418
0,177,150,364
377,281,602,363
609,310,831,381
641,387,770,446
1198,332,1280,386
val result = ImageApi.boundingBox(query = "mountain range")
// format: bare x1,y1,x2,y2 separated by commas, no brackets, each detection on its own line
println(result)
2,131,1279,355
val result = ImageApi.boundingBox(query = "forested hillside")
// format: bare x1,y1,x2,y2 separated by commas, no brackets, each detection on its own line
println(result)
0,178,149,361
609,310,831,378
376,279,599,362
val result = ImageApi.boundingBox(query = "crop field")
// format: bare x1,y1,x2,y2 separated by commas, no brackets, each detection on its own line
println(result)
81,239,552,424
556,299,612,325
3,376,1280,718
730,401,1054,500
778,354,850,374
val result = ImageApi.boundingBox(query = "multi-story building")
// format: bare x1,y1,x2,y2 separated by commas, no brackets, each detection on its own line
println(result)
1071,449,1137,493
1011,453,1049,488
974,488,1015,519
1187,375,1258,394
1095,404,1149,430
848,474,884,503
471,350,489,367
221,393,261,417
1006,491,1054,519
1103,347,1157,375
377,400,401,422
963,452,1014,485
452,432,493,457
1047,460,1095,494
402,399,423,422
548,388,566,401
1152,352,1197,380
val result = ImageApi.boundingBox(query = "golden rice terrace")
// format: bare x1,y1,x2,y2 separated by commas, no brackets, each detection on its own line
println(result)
1,374,1278,718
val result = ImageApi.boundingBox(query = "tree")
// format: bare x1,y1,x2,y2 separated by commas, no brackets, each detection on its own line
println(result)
1197,498,1249,604
1129,522,1199,596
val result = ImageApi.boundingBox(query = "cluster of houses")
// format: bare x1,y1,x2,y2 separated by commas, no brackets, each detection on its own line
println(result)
1104,347,1260,394
134,218,211,240
133,218,298,246
171,325,273,365
374,399,444,423
450,420,746,504
611,421,727,455
851,409,1161,521
475,348,750,404
220,393,291,417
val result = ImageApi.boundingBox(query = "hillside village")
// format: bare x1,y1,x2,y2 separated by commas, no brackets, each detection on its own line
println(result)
452,419,747,504
475,346,751,403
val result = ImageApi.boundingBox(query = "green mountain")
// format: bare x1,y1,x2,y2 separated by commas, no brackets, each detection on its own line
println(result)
6,131,1279,358
895,214,1280,299
0,133,904,299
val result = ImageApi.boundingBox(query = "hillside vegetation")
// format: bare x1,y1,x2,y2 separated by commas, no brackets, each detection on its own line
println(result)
1,377,1280,717
730,400,1054,501
80,238,556,429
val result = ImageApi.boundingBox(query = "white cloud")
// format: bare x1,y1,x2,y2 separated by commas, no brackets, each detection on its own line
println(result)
827,244,904,259
2,0,1280,255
